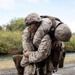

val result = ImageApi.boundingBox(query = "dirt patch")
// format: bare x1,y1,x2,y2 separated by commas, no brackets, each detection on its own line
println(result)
0,63,75,75
0,68,17,75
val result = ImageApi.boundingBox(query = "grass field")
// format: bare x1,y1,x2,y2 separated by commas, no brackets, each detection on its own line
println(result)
64,56,75,63
0,60,15,70
0,56,75,70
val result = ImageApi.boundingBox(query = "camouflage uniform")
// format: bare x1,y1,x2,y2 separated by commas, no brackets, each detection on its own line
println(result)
20,13,72,75
21,18,54,75
32,16,72,73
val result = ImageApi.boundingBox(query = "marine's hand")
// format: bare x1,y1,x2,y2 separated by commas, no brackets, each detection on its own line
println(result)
24,51,30,58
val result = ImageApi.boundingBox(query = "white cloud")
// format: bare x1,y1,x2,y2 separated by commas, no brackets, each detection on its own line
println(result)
0,0,17,10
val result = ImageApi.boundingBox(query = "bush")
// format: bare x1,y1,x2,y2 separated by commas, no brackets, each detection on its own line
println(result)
6,18,25,31
0,31,23,54
65,34,75,52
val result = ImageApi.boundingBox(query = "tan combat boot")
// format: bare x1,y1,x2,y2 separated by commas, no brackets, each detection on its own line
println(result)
13,55,24,75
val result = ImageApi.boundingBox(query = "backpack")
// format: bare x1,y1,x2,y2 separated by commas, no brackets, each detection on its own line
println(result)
40,15,63,40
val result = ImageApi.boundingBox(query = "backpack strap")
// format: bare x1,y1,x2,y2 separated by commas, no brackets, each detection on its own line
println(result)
49,17,63,40
40,15,63,40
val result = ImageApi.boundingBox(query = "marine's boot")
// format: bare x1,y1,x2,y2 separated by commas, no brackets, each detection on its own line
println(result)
13,55,24,75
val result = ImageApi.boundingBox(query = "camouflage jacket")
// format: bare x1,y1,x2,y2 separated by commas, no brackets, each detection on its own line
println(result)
22,18,53,63
21,18,54,75
21,16,64,75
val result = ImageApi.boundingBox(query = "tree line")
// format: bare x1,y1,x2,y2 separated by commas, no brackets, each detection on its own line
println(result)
0,18,75,54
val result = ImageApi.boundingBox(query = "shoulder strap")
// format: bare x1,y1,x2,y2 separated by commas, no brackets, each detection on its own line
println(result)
40,15,63,40
49,17,63,40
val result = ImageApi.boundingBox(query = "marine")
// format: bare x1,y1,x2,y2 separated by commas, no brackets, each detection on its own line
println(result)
13,13,72,75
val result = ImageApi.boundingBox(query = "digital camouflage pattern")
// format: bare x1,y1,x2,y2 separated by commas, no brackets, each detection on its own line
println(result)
54,23,72,42
25,13,41,26
33,18,52,47
21,25,53,75
20,13,72,75
21,18,52,65
13,41,66,75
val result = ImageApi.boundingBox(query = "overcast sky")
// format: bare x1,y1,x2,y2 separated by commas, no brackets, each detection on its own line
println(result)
0,0,75,32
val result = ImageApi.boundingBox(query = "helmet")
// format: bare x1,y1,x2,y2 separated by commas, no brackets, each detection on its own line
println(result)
25,13,41,26
54,24,72,42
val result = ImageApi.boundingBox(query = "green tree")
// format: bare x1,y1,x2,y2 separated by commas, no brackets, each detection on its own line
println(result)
6,18,25,31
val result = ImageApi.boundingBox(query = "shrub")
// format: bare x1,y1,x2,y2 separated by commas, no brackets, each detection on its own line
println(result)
6,18,25,31
0,31,22,54
65,34,75,52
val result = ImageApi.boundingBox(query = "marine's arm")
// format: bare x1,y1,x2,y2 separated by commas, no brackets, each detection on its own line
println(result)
28,34,52,63
33,18,52,47
22,27,33,52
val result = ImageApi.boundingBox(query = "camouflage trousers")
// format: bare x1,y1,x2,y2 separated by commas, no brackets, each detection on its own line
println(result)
23,56,53,75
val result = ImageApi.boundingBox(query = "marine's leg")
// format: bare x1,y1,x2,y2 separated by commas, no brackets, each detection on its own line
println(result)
13,55,24,75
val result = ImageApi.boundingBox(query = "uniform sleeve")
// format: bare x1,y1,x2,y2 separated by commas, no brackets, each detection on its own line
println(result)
22,27,33,52
33,18,52,48
29,34,52,63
